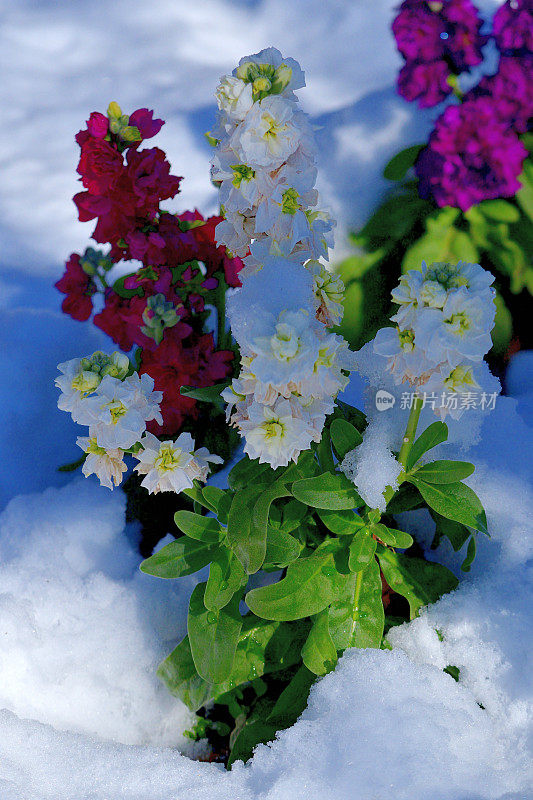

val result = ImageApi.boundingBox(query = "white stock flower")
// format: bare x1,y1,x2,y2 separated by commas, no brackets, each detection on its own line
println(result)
373,326,434,387
55,351,130,422
239,398,313,468
422,361,500,420
83,374,162,450
215,76,253,122
234,47,306,96
133,432,220,495
76,435,127,490
249,309,321,388
232,95,303,169
415,289,494,364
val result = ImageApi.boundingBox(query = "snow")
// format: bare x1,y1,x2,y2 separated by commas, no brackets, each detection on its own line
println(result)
1,0,531,797
0,479,198,749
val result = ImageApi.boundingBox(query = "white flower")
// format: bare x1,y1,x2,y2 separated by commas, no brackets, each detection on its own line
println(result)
249,309,321,389
234,47,306,96
391,270,425,328
415,289,494,364
297,334,353,398
55,351,130,422
419,280,448,309
133,432,220,495
306,261,344,326
77,435,127,490
373,326,434,387
422,361,500,420
56,358,101,420
215,76,253,122
83,374,162,450
239,398,314,468
134,432,195,494
232,95,303,169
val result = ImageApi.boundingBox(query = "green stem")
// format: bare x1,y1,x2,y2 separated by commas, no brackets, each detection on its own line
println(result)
397,396,423,470
215,273,228,350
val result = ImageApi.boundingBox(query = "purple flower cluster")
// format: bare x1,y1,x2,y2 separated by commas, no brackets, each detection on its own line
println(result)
392,0,533,211
493,0,533,54
416,98,527,211
392,0,487,108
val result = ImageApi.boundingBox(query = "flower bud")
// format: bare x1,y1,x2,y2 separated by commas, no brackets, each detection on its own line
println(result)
121,125,142,143
107,101,122,120
253,76,271,94
273,64,292,92
141,294,179,344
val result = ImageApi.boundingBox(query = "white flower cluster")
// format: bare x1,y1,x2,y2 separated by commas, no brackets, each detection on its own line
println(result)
213,49,353,468
56,351,221,491
372,261,499,420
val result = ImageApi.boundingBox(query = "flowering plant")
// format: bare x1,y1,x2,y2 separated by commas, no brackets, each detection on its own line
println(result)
56,48,499,767
339,0,533,362
55,101,244,541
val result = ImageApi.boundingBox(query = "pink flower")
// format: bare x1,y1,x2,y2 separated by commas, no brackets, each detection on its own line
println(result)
87,112,109,139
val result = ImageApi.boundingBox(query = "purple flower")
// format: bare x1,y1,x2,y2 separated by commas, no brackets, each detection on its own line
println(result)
493,0,533,54
474,55,533,133
393,2,447,62
398,60,452,107
392,0,486,71
416,97,528,211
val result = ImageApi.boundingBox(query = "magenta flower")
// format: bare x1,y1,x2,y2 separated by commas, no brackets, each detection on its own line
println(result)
416,97,528,211
398,60,452,107
474,55,533,133
493,0,533,54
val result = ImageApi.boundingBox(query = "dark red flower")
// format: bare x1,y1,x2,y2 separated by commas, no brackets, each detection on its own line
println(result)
77,138,124,195
125,147,181,218
55,253,96,322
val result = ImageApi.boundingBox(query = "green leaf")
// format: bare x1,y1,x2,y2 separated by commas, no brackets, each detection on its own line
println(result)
112,274,143,299
377,549,458,619
202,486,225,512
188,583,242,683
461,535,476,572
431,511,471,552
317,508,366,536
157,636,212,711
369,523,413,550
246,544,349,621
517,167,533,222
383,144,424,181
383,527,413,549
277,500,308,533
227,666,315,767
317,428,335,473
480,199,520,223
204,547,246,611
413,460,475,484
182,485,217,513
264,527,303,567
302,608,338,675
348,528,377,572
328,559,384,650
329,418,363,460
140,537,218,579
227,484,270,574
230,616,309,687
406,421,448,471
385,483,423,514
408,478,488,535
292,472,363,510
228,456,277,492
174,510,223,543
57,454,87,473
180,382,229,404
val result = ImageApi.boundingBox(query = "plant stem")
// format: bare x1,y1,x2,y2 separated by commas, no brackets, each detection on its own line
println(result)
397,396,423,470
215,273,228,350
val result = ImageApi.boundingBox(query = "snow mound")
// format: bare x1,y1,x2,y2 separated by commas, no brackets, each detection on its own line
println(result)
0,479,197,748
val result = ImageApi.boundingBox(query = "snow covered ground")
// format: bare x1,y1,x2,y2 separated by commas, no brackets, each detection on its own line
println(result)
1,0,532,797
